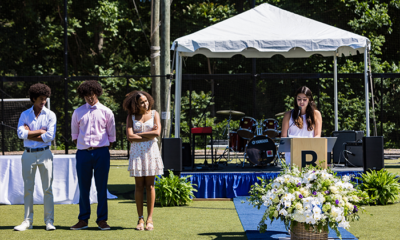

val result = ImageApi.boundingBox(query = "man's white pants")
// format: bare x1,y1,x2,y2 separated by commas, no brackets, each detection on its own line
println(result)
21,149,54,224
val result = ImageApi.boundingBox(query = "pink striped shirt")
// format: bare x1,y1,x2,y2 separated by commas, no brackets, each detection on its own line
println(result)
71,102,116,150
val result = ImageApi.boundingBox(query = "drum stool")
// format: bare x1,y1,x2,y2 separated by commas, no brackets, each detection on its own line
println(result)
191,127,214,170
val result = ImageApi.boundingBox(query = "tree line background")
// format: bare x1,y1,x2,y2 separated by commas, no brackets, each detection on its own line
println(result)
1,0,400,151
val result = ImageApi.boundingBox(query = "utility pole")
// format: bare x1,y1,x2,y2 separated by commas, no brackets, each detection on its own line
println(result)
63,0,69,154
251,0,257,118
160,0,171,138
151,0,161,143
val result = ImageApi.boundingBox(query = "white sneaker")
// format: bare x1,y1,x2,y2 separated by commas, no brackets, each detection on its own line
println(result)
14,220,32,231
46,222,56,231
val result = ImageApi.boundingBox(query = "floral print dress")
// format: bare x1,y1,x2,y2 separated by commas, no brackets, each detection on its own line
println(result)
128,110,164,177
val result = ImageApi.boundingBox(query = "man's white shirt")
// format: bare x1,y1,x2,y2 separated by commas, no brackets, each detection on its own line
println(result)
17,106,57,148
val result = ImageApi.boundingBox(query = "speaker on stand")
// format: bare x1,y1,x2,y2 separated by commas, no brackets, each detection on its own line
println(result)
161,138,182,175
182,142,192,169
363,136,384,172
332,130,364,165
344,141,363,167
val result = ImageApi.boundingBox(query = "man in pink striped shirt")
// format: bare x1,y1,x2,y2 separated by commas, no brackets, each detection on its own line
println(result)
70,80,116,231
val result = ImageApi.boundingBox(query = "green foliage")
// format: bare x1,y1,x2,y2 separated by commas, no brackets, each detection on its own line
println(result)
175,90,212,143
247,177,271,210
0,0,150,75
155,170,197,207
2,0,400,150
183,2,237,25
174,90,240,145
356,169,400,205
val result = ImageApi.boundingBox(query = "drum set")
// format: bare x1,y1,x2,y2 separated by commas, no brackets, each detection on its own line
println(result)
216,110,285,168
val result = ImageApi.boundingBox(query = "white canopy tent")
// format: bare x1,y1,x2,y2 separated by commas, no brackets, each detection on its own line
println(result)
171,3,371,138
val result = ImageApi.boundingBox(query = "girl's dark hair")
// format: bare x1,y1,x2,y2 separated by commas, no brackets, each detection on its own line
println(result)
28,83,51,103
77,80,103,98
123,90,154,115
292,86,317,131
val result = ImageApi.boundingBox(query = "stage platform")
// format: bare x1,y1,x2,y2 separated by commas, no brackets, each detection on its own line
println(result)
181,163,363,198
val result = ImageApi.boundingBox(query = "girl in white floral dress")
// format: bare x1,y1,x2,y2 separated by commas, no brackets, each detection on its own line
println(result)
123,90,163,231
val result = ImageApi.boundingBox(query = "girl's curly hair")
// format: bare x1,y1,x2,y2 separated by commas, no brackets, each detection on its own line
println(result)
77,80,103,98
28,83,51,103
123,90,154,115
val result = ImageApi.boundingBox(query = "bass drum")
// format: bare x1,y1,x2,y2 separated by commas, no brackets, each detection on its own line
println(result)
246,135,277,166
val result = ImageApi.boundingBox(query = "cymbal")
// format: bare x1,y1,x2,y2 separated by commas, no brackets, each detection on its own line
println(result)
216,110,245,116
275,112,285,117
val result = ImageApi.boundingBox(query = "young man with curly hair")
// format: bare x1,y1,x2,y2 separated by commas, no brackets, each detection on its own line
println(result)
70,80,116,230
16,83,57,231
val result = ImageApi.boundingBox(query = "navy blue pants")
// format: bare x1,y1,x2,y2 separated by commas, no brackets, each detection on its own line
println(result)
76,147,110,223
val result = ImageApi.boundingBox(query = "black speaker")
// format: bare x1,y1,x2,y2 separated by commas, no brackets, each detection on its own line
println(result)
363,136,384,172
345,141,363,167
332,131,364,164
161,138,182,172
182,142,192,167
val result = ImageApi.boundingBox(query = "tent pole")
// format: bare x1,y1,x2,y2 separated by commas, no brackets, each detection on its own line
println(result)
364,47,370,136
334,52,338,131
174,53,182,138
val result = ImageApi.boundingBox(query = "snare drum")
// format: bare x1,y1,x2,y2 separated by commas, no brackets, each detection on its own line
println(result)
246,135,277,165
237,117,258,139
262,118,280,138
229,131,246,152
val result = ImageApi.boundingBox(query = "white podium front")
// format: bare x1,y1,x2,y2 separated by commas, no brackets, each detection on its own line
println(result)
0,154,117,205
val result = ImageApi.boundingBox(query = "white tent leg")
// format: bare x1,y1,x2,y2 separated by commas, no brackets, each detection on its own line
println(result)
174,53,183,138
364,47,370,136
334,53,338,131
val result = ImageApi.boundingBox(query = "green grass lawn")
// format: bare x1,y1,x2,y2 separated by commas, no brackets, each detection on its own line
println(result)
0,165,245,240
349,203,400,240
1,160,399,239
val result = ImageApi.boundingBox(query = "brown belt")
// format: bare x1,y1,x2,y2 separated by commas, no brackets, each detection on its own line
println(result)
85,146,107,151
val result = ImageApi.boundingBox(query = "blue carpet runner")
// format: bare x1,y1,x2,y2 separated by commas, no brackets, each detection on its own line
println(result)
233,196,358,240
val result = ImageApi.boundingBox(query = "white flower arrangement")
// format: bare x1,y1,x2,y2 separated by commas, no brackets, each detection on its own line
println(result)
248,165,369,239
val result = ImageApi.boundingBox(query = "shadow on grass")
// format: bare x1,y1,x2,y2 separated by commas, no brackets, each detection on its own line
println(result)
117,201,179,209
54,226,129,230
0,225,131,230
244,230,290,239
0,226,15,230
385,165,400,168
108,184,134,200
198,232,247,239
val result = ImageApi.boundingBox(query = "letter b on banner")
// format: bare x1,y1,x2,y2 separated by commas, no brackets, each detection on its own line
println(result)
301,151,317,167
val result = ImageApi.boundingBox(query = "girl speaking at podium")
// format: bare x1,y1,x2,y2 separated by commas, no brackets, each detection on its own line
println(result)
281,86,322,166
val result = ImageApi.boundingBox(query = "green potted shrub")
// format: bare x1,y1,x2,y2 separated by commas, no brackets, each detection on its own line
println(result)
356,169,400,205
155,170,197,207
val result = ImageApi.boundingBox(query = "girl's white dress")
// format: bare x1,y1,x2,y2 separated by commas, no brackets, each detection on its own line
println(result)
285,112,315,165
128,110,164,177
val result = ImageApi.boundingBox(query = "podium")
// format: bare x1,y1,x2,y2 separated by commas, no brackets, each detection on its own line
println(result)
278,137,336,169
